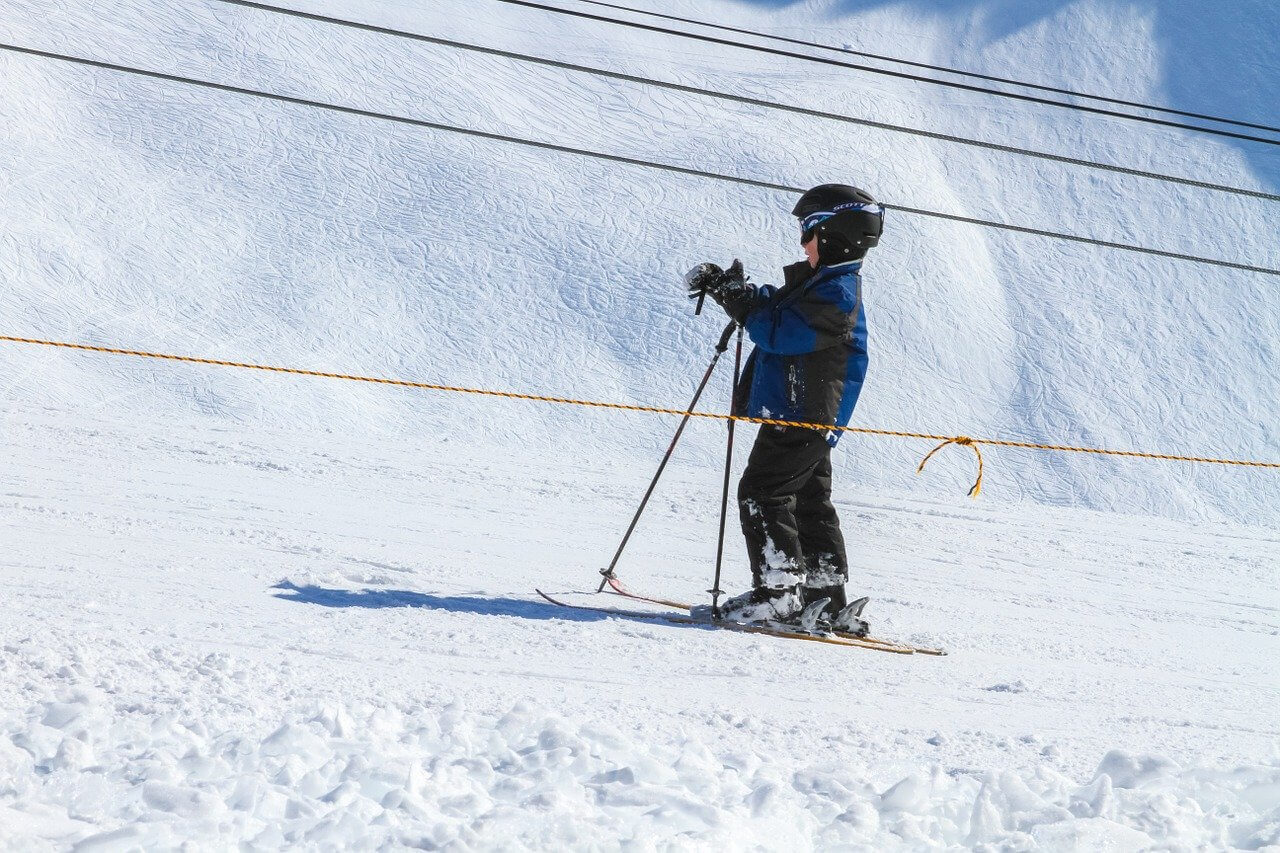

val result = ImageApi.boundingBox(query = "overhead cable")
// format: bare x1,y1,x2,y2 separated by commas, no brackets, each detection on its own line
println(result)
212,0,1279,203
486,0,1280,147
570,0,1280,135
2,42,1276,276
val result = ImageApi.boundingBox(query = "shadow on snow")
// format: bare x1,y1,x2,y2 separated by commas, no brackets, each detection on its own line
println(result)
272,580,636,625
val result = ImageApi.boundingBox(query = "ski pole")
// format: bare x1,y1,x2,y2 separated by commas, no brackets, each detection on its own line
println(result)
708,324,743,618
598,319,738,591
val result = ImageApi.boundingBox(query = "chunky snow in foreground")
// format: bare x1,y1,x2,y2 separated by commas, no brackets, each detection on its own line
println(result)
6,657,1279,849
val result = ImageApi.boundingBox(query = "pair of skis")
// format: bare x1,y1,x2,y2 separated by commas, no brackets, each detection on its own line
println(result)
536,577,945,656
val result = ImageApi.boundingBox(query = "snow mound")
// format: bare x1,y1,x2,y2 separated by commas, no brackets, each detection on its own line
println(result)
3,645,1277,849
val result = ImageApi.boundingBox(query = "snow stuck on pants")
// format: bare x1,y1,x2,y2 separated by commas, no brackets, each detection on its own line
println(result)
3,636,1278,850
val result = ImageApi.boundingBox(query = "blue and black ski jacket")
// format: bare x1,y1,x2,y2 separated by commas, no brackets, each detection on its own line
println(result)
733,260,868,447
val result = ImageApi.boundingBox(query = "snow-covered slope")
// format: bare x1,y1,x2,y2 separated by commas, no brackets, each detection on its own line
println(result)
1,0,1278,848
1,0,1277,523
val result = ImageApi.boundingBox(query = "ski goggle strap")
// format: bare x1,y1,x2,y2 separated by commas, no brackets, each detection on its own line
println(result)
798,201,885,243
799,211,836,237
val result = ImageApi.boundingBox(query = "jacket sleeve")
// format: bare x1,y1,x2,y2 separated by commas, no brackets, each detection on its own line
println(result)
744,277,858,355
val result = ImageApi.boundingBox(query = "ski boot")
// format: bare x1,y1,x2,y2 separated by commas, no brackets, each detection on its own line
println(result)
697,585,803,624
801,584,871,637
831,596,871,637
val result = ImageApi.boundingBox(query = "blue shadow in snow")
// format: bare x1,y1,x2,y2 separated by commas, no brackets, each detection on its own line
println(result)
272,580,617,623
734,0,1078,42
729,0,1280,190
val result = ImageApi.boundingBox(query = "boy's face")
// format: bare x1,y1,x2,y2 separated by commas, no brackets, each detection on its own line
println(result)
802,233,819,268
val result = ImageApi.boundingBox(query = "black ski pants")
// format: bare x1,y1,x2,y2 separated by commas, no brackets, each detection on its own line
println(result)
737,425,848,591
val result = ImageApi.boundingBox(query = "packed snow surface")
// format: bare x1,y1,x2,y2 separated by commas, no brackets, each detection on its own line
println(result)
3,413,1277,848
1,0,1278,848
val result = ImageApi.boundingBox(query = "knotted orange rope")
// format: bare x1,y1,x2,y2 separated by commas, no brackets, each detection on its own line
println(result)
917,436,984,498
4,335,1277,500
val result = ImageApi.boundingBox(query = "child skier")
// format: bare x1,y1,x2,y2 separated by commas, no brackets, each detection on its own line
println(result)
684,184,884,634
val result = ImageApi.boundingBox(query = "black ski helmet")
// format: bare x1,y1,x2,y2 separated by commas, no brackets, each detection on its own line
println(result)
792,184,884,264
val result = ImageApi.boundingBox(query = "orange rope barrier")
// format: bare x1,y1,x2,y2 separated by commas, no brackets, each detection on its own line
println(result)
4,336,1277,491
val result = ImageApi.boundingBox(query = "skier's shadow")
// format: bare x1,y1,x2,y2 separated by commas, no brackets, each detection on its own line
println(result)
272,581,613,623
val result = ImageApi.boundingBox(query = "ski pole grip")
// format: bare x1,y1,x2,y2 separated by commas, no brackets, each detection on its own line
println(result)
715,320,736,351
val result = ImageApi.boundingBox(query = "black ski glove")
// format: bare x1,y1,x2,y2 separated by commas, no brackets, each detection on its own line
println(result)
684,259,756,323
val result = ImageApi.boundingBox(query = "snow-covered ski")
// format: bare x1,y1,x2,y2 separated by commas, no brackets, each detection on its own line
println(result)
535,589,915,653
601,576,947,656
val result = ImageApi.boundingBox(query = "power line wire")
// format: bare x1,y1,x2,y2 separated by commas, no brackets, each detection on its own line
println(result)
2,42,1276,276
570,0,1280,135
211,0,1280,203
487,0,1280,148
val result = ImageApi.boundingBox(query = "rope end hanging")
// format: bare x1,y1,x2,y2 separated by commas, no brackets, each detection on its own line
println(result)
917,435,984,498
